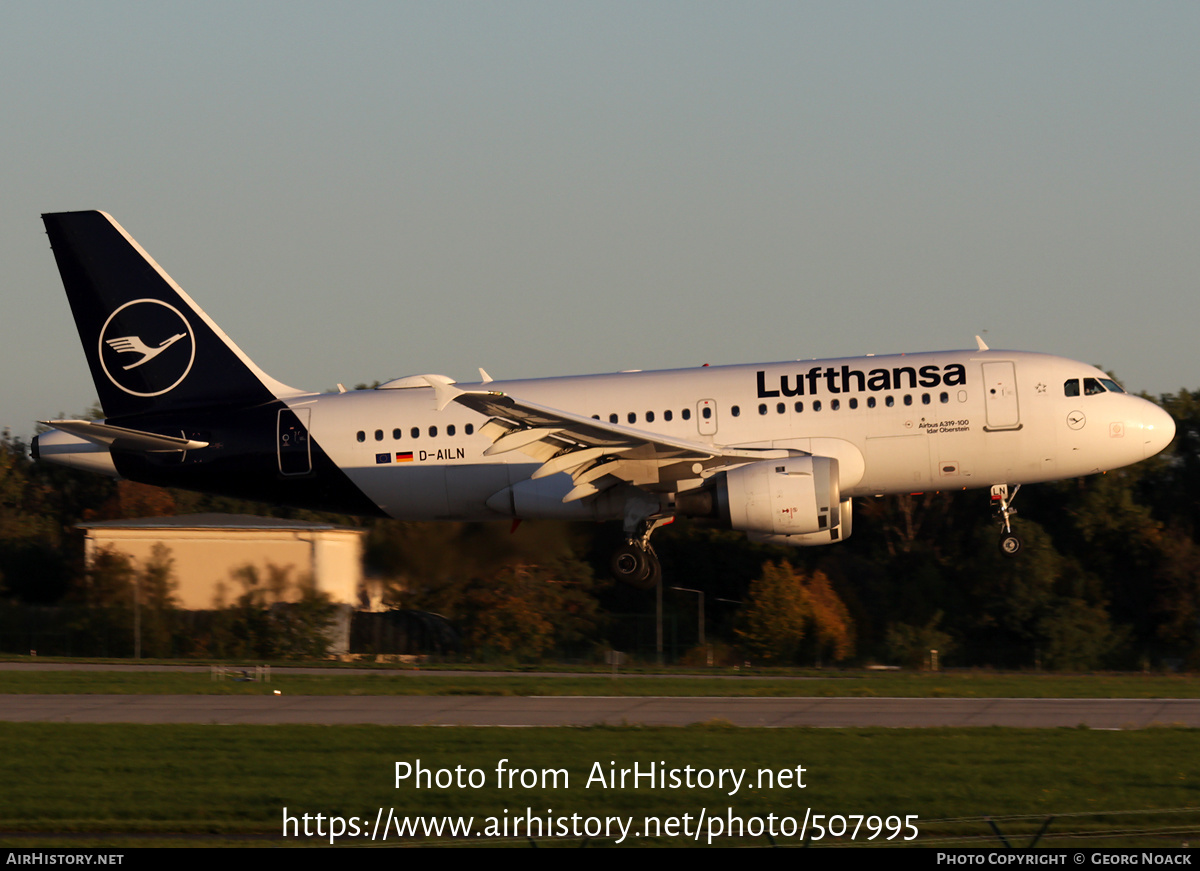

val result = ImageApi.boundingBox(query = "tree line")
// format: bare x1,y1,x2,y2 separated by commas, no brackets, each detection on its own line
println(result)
1,387,1196,668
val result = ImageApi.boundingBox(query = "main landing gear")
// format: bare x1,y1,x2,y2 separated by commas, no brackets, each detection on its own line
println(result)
610,541,661,590
610,515,672,590
991,483,1022,557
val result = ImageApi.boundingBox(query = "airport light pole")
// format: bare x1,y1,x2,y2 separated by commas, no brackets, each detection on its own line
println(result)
132,570,141,660
656,575,663,666
670,586,705,649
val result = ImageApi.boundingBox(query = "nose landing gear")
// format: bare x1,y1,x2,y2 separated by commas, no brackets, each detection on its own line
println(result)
991,483,1022,557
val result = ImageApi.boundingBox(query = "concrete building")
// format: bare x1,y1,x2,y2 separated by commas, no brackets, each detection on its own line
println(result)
77,514,368,610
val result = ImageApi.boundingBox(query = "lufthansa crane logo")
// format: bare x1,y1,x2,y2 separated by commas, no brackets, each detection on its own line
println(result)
98,299,195,397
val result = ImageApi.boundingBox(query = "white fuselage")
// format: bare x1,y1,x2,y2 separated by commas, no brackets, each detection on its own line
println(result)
298,348,1173,521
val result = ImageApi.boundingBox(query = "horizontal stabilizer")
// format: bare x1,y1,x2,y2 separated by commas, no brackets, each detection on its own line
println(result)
41,420,208,452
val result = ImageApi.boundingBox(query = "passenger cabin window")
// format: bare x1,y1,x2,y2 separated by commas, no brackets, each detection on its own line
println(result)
375,430,383,441
628,412,637,424
447,424,456,436
646,411,655,422
731,406,740,417
849,398,858,409
831,399,840,411
410,427,419,439
356,431,365,442
664,410,673,421
812,400,822,411
867,397,876,409
794,401,804,412
1064,379,1080,397
465,423,474,435
609,413,618,424
702,407,712,419
682,408,691,420
429,426,437,437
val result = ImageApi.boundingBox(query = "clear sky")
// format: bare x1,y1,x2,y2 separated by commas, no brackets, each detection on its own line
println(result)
3,2,1197,439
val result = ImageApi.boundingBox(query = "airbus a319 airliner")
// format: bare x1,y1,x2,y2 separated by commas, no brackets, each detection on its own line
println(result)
33,212,1175,587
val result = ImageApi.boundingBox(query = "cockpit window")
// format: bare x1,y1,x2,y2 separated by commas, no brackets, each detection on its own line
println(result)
1083,377,1106,395
1064,379,1080,397
1099,378,1125,394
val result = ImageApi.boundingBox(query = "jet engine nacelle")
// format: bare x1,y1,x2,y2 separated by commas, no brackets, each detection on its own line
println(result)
723,455,841,535
748,497,853,546
677,455,846,540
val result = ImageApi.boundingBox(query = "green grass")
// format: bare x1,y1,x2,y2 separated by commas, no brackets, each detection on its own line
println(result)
2,667,1199,697
2,723,1199,847
5,662,1197,846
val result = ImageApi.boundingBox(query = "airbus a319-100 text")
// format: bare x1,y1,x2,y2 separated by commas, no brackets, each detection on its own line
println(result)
33,212,1175,587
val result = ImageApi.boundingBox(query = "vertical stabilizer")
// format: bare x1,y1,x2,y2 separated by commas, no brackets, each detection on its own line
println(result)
42,211,300,419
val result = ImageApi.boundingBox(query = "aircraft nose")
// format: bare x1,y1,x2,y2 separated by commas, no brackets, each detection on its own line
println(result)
1140,402,1176,460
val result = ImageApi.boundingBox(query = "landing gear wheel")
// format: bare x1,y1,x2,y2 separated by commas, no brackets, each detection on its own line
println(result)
610,543,660,590
611,543,645,580
642,551,662,589
998,533,1022,557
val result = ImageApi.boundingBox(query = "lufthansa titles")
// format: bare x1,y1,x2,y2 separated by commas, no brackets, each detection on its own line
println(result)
756,363,967,398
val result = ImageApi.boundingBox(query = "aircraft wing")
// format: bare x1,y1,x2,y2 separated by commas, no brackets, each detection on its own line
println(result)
423,376,797,502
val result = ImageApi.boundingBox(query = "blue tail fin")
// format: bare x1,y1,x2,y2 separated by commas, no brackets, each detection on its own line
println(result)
42,211,299,419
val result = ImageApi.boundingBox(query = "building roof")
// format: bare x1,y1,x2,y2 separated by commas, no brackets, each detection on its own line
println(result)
77,513,364,533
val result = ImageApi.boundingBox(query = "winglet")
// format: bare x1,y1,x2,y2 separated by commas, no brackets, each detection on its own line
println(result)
975,335,989,351
478,367,493,384
422,374,463,411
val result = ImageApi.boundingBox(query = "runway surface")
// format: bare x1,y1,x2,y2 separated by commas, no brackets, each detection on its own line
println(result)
0,662,822,679
3,694,1199,728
